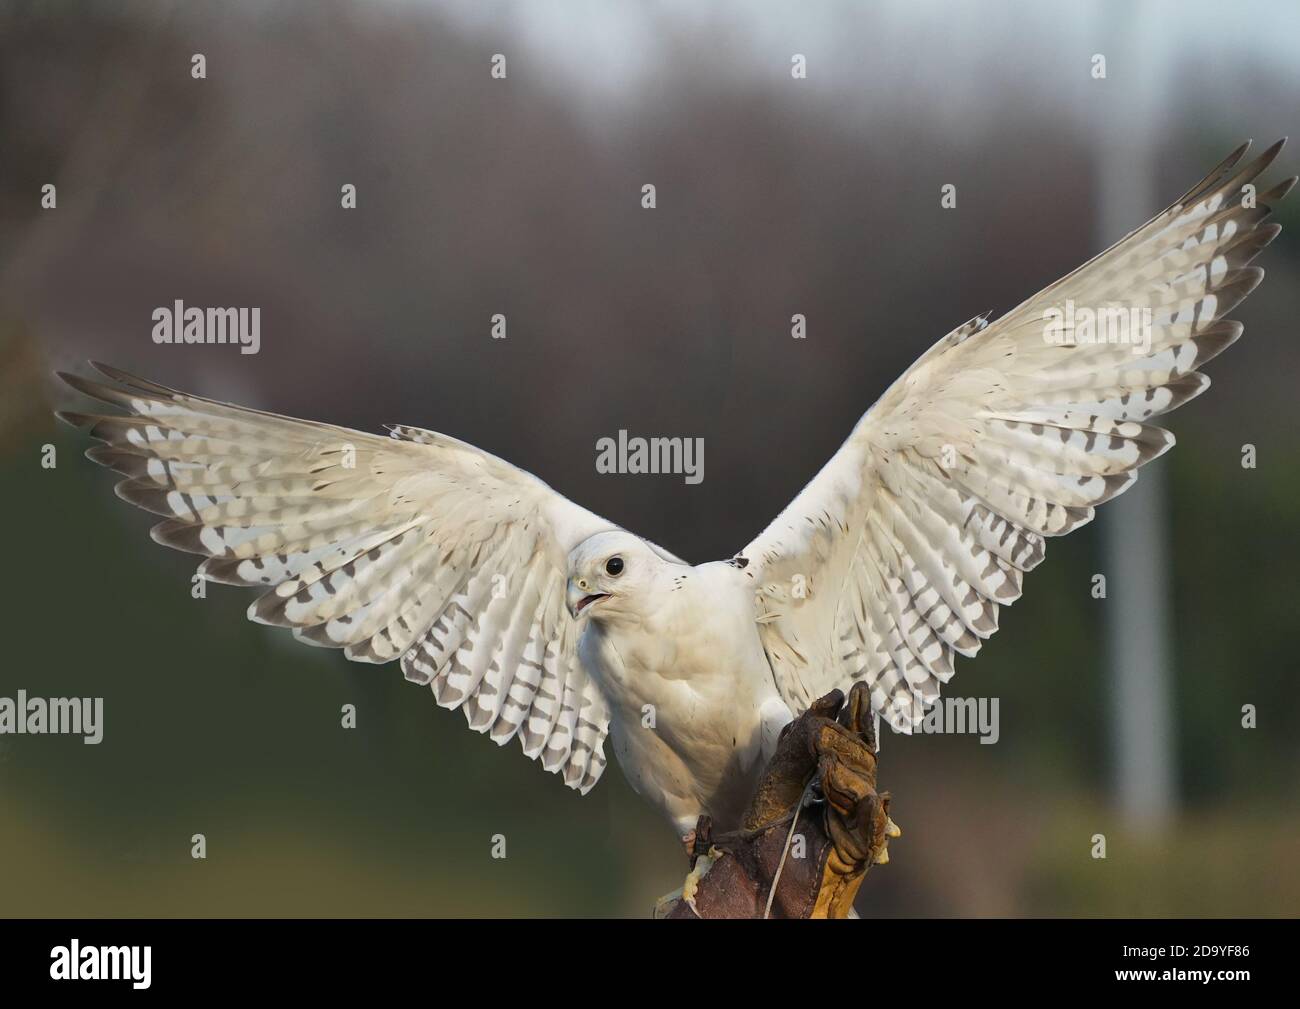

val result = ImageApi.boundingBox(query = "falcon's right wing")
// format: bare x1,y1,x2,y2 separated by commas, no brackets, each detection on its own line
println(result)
58,364,627,793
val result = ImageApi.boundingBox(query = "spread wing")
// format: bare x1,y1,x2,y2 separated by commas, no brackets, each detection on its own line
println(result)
58,364,622,793
741,140,1294,731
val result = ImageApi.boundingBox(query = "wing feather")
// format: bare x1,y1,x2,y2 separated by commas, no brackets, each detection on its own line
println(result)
58,365,619,794
743,140,1293,730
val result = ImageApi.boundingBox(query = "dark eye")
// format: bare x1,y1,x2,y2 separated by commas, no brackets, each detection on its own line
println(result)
605,556,624,576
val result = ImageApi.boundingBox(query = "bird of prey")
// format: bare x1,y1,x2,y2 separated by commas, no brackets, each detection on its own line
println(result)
58,141,1293,843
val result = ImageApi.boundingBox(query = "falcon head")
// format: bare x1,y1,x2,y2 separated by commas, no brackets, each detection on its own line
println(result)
566,531,660,622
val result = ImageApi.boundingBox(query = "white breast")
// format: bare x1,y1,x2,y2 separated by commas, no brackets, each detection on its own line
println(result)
577,561,789,836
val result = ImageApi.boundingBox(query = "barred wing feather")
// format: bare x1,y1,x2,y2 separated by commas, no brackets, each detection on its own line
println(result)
58,365,618,792
742,140,1294,731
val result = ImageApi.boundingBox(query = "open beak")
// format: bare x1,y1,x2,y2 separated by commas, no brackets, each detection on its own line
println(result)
566,579,610,619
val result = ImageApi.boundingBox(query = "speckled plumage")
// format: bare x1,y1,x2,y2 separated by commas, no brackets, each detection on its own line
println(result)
60,141,1292,836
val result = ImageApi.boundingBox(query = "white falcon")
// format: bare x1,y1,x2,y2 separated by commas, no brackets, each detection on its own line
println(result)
59,141,1293,842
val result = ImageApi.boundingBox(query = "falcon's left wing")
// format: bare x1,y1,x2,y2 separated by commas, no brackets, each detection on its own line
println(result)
741,140,1294,730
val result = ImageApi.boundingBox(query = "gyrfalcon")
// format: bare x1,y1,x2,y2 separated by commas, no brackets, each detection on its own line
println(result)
58,141,1293,843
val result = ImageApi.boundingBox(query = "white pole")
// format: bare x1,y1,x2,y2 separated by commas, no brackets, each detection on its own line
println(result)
1094,1,1176,832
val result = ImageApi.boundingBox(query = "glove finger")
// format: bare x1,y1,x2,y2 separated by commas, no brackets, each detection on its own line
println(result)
819,755,870,812
841,681,872,736
829,792,877,864
809,689,845,723
813,722,877,785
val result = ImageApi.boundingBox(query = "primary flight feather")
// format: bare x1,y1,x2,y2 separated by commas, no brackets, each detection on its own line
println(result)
58,141,1294,840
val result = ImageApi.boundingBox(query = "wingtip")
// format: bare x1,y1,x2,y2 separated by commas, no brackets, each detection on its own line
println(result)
1225,139,1252,167
54,409,91,428
87,359,128,381
1267,175,1297,203
56,369,99,399
88,361,175,396
1255,136,1288,172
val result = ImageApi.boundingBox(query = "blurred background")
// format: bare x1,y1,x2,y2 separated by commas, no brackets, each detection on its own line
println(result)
1,0,1297,917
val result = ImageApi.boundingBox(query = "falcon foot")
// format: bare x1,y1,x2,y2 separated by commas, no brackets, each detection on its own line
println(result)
657,682,895,918
681,816,715,866
878,814,901,864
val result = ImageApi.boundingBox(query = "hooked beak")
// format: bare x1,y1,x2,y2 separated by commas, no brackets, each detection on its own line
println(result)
566,577,610,619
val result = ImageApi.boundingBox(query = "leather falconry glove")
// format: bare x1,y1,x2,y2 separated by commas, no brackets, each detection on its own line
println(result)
659,681,897,919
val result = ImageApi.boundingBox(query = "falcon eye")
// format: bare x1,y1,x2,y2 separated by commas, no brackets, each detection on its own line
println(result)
605,556,624,577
